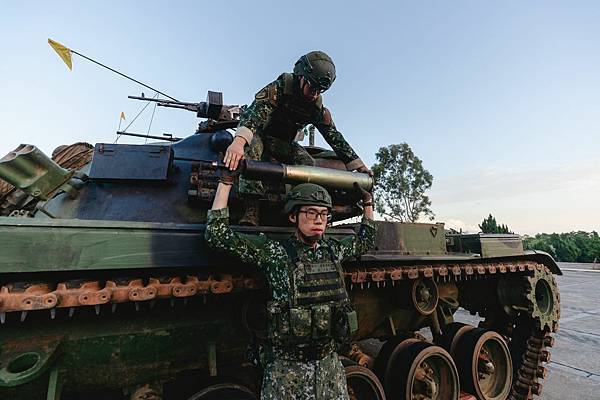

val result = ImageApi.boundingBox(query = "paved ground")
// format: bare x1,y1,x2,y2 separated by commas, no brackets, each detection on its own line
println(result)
542,265,600,399
453,263,600,399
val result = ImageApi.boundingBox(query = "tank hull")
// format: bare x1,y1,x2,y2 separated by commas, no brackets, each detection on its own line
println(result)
0,219,560,400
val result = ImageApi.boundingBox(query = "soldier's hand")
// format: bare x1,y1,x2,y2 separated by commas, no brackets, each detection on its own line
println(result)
218,168,239,186
223,137,246,170
353,182,373,205
356,165,374,177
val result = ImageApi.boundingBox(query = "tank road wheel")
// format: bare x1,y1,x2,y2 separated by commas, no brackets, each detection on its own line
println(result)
453,328,512,400
344,363,387,400
373,335,408,382
186,383,257,400
385,339,460,400
438,322,475,354
411,278,439,315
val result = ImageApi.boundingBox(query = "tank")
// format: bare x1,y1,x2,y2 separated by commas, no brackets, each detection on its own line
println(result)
0,91,560,400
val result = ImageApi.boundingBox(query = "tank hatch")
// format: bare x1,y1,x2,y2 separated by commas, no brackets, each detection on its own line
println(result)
88,143,173,181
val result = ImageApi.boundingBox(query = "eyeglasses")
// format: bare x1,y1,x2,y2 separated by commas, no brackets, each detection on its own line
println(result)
305,80,326,94
299,209,332,221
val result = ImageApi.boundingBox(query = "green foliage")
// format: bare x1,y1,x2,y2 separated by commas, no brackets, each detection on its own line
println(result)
371,143,434,222
479,214,512,234
523,231,600,262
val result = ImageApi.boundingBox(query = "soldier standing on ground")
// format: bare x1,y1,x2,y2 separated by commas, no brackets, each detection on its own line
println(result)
205,175,376,399
223,50,372,225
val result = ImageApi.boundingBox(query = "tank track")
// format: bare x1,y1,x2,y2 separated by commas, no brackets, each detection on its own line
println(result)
0,274,264,322
0,260,558,399
343,260,560,400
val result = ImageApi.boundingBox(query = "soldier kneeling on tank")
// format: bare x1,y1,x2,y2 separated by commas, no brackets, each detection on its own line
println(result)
205,176,376,400
223,50,372,226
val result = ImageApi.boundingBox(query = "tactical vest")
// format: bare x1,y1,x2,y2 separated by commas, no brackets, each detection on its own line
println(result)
266,238,358,349
261,73,323,142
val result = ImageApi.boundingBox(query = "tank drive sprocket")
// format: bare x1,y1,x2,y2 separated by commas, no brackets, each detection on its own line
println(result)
524,266,560,332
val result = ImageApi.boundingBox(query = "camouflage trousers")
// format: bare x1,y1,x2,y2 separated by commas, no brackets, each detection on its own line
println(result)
239,134,315,196
261,352,349,400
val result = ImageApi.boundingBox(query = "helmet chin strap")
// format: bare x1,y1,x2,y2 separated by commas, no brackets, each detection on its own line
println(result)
294,212,322,246
296,229,322,246
299,77,317,102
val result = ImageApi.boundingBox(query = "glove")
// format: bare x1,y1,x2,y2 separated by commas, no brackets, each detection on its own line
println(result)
356,165,373,177
353,182,373,206
218,167,240,186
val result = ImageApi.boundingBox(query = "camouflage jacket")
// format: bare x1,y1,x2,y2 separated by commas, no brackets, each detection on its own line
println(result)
237,73,365,170
204,208,377,302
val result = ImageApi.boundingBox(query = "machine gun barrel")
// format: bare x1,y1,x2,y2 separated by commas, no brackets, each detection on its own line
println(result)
128,91,240,122
116,131,182,142
127,96,201,112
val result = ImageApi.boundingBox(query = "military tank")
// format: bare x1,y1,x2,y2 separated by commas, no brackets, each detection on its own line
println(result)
0,91,560,400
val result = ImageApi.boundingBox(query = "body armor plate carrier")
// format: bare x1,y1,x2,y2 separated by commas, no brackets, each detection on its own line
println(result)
262,73,323,142
266,238,358,351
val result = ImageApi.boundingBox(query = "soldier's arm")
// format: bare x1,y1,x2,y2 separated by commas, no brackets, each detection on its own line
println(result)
235,80,279,144
224,78,281,170
313,107,367,172
205,183,285,268
335,216,377,262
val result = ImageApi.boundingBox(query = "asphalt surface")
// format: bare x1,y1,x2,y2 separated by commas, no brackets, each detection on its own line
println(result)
451,263,600,399
543,264,600,399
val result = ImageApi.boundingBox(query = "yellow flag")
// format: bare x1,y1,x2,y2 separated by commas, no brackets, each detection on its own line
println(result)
48,38,73,70
120,112,126,121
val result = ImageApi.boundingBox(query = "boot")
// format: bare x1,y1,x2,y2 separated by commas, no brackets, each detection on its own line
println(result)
239,198,260,226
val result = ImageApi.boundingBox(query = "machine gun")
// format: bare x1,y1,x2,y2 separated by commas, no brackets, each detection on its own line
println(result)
128,91,244,133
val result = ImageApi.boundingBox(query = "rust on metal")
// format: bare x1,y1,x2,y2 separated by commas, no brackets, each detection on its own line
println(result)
0,274,262,314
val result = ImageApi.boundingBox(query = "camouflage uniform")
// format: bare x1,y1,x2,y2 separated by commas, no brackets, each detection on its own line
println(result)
236,73,366,197
205,208,376,400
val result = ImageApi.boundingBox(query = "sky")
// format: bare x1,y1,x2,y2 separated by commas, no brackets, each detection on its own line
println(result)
1,1,599,235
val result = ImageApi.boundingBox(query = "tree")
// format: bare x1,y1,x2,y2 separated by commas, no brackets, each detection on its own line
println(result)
523,231,600,263
371,143,434,222
523,234,556,258
479,214,512,234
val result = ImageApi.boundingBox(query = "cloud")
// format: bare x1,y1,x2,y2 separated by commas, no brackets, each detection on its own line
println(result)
427,161,600,234
441,218,480,233
430,162,600,206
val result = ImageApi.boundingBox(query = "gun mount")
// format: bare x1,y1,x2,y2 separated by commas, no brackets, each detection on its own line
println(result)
128,91,243,132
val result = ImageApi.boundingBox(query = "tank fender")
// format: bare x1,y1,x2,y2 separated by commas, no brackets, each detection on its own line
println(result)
522,250,562,275
487,250,562,275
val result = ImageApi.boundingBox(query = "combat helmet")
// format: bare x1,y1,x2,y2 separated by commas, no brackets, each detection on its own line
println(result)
293,51,336,92
284,183,332,214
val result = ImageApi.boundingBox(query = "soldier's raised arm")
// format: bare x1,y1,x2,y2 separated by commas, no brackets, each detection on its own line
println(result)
205,180,285,268
335,183,376,261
